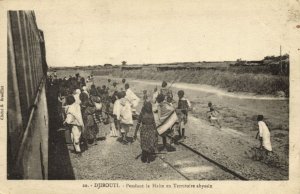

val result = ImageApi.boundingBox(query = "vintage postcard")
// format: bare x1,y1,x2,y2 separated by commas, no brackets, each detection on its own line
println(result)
0,0,300,194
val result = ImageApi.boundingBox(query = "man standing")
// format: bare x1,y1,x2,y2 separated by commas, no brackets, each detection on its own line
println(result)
125,83,140,115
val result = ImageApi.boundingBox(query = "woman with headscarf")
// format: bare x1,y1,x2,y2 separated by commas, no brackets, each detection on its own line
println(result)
134,102,158,163
80,92,99,146
90,89,106,138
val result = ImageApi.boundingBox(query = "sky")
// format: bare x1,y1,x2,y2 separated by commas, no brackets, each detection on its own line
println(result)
34,0,292,67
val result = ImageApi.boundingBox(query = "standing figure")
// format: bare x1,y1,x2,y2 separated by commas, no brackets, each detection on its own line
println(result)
120,78,126,91
73,89,81,105
143,90,148,103
257,115,272,154
82,86,89,98
177,90,191,140
90,92,105,138
64,95,84,155
119,91,133,144
80,92,98,146
125,83,140,114
112,91,121,137
156,93,175,151
134,102,158,163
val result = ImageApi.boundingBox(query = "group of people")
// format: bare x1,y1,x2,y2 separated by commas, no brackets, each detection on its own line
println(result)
47,72,273,163
47,73,144,155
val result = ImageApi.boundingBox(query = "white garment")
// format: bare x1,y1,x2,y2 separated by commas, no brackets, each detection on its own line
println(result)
71,125,82,152
65,103,84,127
152,91,159,103
113,99,121,120
258,121,272,151
125,88,140,109
119,98,133,125
73,89,81,105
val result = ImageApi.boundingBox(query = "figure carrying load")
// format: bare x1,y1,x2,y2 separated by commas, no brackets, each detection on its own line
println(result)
154,93,178,151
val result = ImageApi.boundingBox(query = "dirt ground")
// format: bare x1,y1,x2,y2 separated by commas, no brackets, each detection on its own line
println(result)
68,128,239,180
52,70,289,180
92,76,289,180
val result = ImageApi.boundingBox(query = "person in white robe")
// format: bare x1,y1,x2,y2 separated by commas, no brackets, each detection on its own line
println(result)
64,95,84,154
73,89,81,105
257,115,272,152
119,91,133,144
125,83,140,114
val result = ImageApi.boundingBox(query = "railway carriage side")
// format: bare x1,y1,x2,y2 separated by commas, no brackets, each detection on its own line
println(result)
7,10,49,179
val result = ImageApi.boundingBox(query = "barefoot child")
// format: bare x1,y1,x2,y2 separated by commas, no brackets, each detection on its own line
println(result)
177,90,191,140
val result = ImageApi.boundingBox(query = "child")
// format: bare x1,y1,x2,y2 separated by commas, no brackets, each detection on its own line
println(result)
207,102,221,128
177,90,191,140
257,115,272,154
111,91,121,137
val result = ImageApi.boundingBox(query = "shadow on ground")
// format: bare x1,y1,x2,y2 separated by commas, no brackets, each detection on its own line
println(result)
47,85,75,180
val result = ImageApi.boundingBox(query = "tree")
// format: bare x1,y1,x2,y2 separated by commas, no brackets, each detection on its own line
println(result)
122,61,127,66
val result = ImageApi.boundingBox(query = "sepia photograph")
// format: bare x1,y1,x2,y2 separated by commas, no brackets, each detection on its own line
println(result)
1,0,300,193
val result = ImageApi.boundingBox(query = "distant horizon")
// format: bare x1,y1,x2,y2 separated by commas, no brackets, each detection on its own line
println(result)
47,53,288,68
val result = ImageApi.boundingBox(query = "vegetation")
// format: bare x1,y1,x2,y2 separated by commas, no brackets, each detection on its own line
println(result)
112,69,289,96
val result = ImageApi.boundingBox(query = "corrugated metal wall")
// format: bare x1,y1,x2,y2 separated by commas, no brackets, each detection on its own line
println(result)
7,10,48,179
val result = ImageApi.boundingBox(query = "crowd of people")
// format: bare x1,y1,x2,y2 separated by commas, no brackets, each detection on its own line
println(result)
47,72,273,163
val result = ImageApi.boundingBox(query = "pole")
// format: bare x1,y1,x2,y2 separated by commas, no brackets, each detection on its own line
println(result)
280,45,282,74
